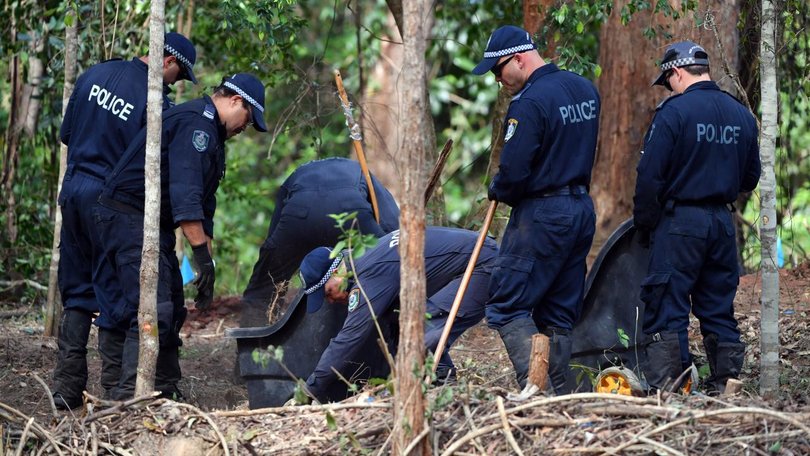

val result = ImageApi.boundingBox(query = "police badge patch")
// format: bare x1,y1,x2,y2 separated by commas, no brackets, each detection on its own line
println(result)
504,118,518,142
348,289,360,312
192,130,210,152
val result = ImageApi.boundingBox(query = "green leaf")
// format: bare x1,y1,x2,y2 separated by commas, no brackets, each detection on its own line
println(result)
617,328,630,348
576,21,584,34
768,441,782,453
325,411,337,431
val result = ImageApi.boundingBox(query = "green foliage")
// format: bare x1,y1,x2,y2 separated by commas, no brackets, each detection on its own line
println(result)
617,328,630,349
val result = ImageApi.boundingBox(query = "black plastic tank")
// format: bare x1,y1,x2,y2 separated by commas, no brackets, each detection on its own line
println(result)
225,288,348,408
563,218,650,392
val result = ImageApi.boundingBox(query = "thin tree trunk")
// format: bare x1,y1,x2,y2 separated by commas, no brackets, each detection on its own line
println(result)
135,0,166,397
3,10,21,255
758,0,779,399
23,30,45,136
45,7,78,338
393,0,430,454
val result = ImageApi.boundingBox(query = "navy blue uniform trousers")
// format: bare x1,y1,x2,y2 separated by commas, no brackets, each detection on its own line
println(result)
486,194,595,331
641,204,741,367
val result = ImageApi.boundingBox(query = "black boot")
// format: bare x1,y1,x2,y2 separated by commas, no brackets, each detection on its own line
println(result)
155,304,185,400
544,328,573,395
98,328,126,399
641,331,683,392
704,334,744,395
497,318,539,388
52,309,93,410
110,333,139,401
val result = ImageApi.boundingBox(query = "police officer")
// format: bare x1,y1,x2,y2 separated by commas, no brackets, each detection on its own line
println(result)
95,73,268,400
471,25,600,395
240,157,399,327
298,227,497,403
634,41,760,393
53,32,197,409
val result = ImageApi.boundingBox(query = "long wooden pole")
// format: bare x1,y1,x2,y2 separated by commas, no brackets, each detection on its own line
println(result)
428,200,498,378
334,69,380,223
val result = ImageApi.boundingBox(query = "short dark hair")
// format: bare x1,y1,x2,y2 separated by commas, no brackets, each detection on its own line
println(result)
681,65,709,76
213,80,251,110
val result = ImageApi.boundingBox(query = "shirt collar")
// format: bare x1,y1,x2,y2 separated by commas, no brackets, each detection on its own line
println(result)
683,80,719,94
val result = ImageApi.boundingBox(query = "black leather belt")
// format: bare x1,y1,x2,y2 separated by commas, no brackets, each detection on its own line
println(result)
526,185,589,198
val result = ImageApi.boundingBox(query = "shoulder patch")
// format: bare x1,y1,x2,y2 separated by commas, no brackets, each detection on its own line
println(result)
192,130,210,152
347,289,361,312
504,118,519,142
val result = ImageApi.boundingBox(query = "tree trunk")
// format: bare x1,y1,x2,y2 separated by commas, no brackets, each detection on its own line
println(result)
45,8,78,338
758,0,779,399
23,30,45,137
2,12,22,257
591,0,741,257
369,2,443,225
393,0,430,454
135,1,166,397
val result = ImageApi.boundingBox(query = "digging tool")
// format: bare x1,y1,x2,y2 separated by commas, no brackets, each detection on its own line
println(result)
334,69,380,223
427,200,498,381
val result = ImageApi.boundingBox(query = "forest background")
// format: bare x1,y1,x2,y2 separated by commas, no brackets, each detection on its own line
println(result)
1,0,808,306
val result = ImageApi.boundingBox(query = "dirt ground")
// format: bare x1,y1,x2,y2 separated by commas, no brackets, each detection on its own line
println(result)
1,265,809,453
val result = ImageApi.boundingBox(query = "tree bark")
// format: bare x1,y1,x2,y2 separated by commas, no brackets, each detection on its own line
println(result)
393,0,430,454
367,2,443,225
135,1,166,397
590,0,741,256
758,0,779,399
45,8,78,338
23,30,45,137
2,12,22,255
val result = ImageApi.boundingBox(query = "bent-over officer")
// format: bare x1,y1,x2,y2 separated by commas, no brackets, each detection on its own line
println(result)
634,41,760,393
298,227,497,403
472,25,600,394
240,157,399,327
95,73,268,400
53,32,197,409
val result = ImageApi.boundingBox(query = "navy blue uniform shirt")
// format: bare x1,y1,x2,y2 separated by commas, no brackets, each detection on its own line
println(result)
306,227,498,401
633,81,761,229
60,58,173,177
104,95,225,237
489,63,600,206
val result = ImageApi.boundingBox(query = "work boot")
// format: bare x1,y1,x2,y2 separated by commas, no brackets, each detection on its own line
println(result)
98,328,126,399
52,309,93,410
703,333,745,395
641,331,683,393
110,333,139,401
155,345,184,401
497,318,539,388
544,328,573,395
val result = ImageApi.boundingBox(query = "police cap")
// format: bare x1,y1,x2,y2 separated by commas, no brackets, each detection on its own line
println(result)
652,40,710,88
472,25,537,75
222,73,268,132
300,247,344,313
164,32,198,84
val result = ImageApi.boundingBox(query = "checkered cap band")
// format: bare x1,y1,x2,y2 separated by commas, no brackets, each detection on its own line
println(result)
304,252,343,295
484,43,536,59
223,81,265,113
164,44,193,69
660,57,708,71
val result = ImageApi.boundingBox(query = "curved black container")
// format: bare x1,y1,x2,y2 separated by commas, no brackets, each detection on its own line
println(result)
225,289,348,409
564,218,650,392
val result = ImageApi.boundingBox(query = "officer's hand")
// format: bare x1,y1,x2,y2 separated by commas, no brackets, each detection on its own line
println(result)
637,229,651,249
192,244,215,309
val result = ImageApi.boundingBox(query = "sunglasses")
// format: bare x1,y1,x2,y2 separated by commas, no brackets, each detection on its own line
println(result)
491,54,516,78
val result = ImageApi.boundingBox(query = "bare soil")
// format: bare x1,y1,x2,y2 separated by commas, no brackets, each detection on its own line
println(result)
1,266,808,454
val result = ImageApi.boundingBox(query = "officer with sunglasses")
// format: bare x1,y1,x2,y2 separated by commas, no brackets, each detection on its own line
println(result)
471,25,601,395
